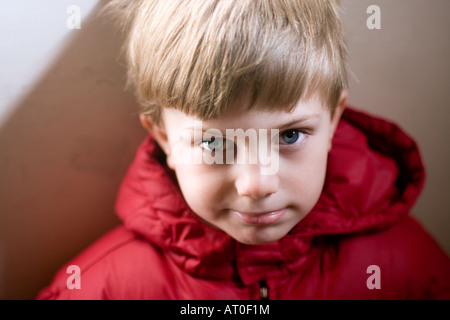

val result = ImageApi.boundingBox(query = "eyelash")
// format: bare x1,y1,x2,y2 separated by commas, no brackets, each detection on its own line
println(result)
279,129,308,145
197,128,310,154
200,137,225,153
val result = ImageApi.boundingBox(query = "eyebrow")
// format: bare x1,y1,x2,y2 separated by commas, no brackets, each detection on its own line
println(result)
276,113,320,130
186,113,320,132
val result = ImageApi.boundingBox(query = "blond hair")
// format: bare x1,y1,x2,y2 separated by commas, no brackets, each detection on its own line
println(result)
105,0,348,124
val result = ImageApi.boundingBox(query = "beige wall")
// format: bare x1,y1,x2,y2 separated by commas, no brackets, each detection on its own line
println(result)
342,0,450,257
0,0,448,299
0,1,146,299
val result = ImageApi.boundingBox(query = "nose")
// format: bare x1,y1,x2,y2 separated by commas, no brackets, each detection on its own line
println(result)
235,164,279,199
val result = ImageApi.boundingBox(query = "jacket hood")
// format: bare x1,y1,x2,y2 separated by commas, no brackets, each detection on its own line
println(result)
114,107,425,283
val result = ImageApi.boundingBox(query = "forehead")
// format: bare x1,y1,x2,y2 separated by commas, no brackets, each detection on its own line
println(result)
162,96,329,131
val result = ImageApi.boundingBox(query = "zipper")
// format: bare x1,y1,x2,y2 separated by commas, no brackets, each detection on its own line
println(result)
259,280,269,300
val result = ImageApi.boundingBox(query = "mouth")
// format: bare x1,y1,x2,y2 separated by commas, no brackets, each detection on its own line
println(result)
231,208,287,226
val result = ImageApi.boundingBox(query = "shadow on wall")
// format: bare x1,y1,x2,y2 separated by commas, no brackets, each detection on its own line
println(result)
0,2,146,299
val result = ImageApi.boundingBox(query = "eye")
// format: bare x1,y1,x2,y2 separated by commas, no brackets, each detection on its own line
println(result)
201,136,224,153
280,129,304,145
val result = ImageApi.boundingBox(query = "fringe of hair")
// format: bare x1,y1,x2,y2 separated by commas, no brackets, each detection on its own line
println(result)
103,0,348,124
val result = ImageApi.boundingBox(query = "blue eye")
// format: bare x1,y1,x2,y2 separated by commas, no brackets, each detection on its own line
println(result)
201,136,224,153
280,130,302,145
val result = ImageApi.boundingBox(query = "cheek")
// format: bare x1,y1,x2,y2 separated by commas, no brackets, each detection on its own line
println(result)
173,164,224,215
283,144,329,203
174,166,203,205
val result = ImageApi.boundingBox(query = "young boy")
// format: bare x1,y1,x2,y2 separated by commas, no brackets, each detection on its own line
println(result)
38,0,449,299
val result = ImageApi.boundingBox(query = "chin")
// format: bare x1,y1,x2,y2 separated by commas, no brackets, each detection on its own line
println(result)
233,228,287,246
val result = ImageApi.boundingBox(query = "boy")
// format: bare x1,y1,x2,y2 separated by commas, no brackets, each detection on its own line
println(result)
38,0,449,299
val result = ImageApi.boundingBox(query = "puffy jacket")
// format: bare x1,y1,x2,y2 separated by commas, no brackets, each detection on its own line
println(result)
37,107,450,299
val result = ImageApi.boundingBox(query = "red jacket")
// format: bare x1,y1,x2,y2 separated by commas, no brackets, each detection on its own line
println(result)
37,107,450,299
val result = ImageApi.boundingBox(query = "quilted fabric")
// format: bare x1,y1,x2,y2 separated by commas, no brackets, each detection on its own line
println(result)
37,107,450,299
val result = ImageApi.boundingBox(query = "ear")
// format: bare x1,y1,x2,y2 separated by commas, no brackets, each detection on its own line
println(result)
140,114,175,169
328,90,347,151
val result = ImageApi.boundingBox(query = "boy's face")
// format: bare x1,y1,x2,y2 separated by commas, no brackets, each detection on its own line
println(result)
143,95,345,245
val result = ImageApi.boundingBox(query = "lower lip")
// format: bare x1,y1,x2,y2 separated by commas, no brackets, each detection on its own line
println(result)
232,208,287,226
